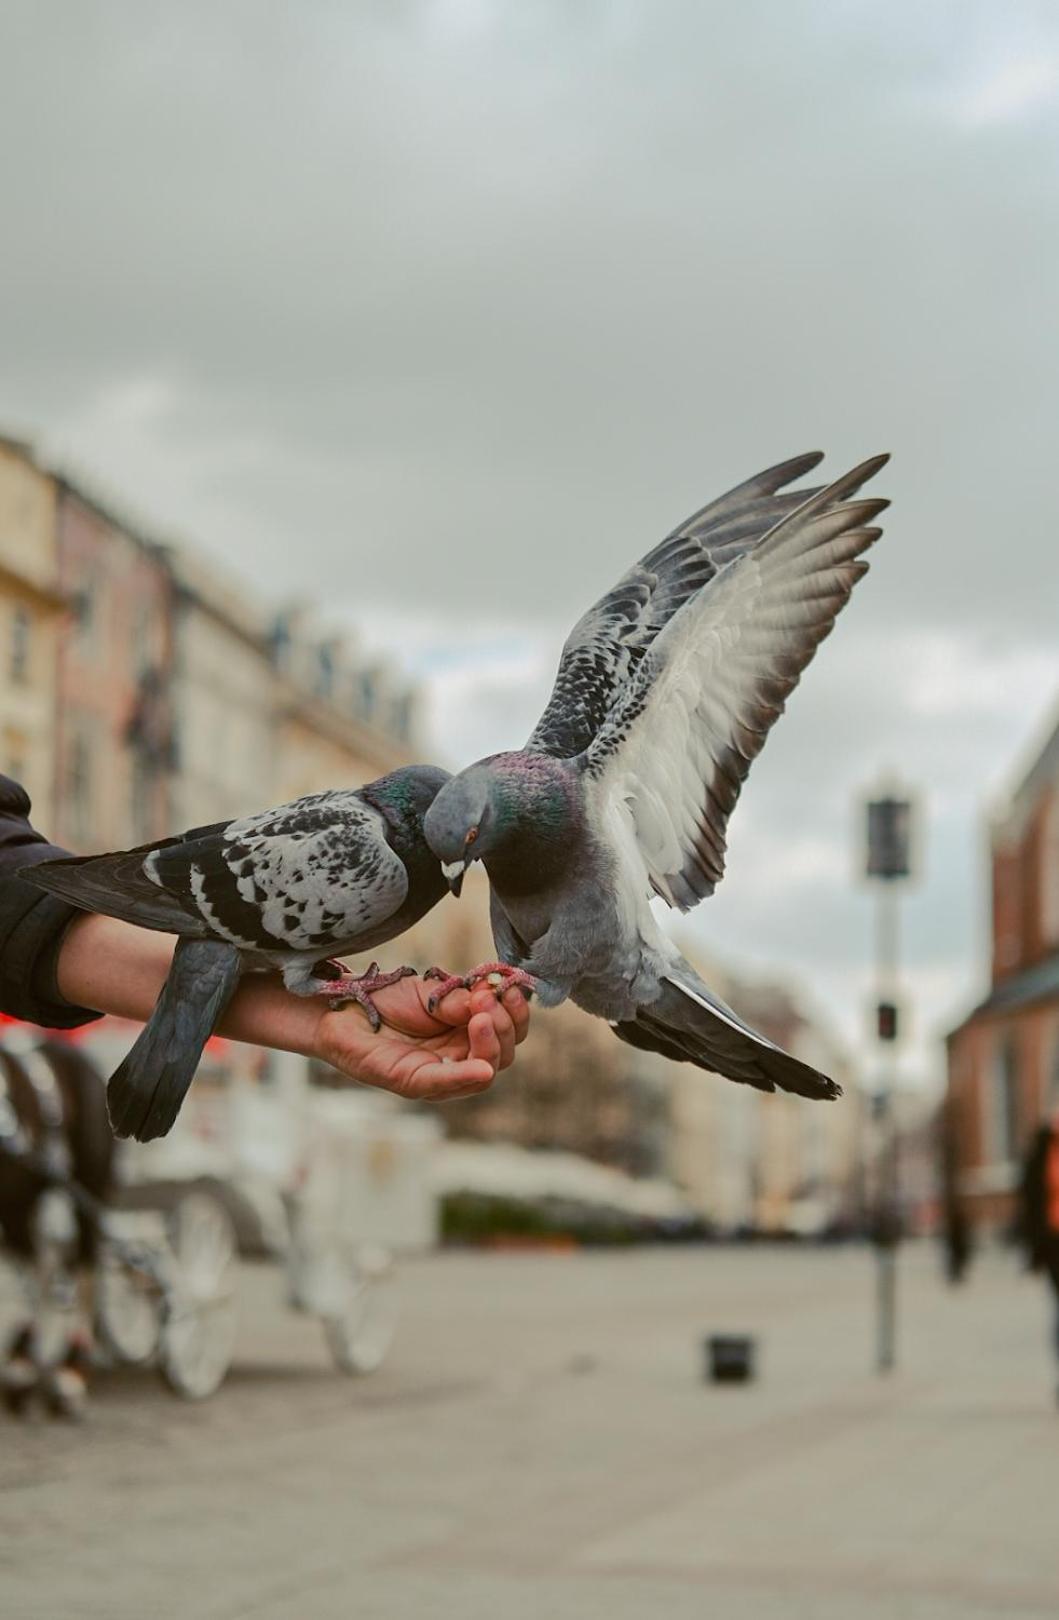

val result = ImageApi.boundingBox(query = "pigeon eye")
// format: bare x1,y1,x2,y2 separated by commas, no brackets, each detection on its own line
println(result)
465,827,479,845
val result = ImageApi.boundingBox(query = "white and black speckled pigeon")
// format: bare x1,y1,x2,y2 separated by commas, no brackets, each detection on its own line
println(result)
25,767,452,1141
423,452,889,1100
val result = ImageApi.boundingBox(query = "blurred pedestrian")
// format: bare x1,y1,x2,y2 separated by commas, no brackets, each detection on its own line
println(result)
943,1195,972,1285
1018,1112,1059,1399
939,1116,972,1285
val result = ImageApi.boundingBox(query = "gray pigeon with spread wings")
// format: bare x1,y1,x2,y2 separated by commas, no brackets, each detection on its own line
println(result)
25,766,451,1140
423,452,888,1100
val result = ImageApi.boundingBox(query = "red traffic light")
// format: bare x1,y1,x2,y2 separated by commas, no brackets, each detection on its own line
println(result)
877,1001,899,1042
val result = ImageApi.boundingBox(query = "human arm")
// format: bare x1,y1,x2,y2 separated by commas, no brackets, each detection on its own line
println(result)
55,910,528,1102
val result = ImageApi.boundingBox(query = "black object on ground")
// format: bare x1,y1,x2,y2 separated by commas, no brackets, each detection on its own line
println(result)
704,1333,756,1383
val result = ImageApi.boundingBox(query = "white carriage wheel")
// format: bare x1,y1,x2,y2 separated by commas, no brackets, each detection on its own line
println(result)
94,1242,162,1367
322,1247,397,1376
158,1190,239,1401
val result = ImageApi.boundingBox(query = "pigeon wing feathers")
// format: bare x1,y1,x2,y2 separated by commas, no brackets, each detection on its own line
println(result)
23,837,213,936
661,449,824,540
148,792,410,954
527,453,826,760
584,455,889,910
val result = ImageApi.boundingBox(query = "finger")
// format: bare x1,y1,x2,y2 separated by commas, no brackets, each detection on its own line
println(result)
424,983,474,1028
406,1058,496,1100
486,999,517,1071
464,985,515,1069
466,1010,501,1071
502,985,531,1045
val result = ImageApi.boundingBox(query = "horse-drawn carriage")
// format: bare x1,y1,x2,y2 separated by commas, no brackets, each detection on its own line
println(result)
0,1020,440,1413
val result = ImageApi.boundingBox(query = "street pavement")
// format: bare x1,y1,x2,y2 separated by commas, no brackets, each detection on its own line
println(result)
1,1241,1058,1619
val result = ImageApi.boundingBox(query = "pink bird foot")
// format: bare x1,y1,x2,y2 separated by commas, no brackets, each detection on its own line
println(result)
424,962,537,1014
316,961,417,1031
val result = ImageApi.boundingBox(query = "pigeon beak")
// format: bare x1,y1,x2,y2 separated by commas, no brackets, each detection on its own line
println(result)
441,859,466,898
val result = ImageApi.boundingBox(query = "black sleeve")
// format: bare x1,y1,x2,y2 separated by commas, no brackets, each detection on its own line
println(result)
0,775,101,1029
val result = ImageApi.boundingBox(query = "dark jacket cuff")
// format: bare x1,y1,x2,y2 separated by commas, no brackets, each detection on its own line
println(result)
0,776,102,1029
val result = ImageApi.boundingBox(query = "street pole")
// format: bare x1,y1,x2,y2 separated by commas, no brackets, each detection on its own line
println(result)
862,789,916,1377
874,879,900,1374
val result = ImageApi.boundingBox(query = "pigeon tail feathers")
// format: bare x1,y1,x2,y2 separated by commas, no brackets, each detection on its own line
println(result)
107,938,243,1142
21,845,204,937
612,962,840,1101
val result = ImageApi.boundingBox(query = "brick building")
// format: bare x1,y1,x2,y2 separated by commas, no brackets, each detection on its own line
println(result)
946,706,1059,1231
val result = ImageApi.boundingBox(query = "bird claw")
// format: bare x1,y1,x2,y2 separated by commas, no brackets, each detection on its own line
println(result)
324,963,417,1030
424,962,536,1014
423,966,465,1014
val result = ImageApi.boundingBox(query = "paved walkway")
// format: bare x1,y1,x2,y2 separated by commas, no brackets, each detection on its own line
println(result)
1,1243,1057,1618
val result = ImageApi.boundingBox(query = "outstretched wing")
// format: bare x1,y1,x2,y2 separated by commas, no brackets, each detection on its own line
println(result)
527,452,826,759
27,791,409,955
583,455,889,909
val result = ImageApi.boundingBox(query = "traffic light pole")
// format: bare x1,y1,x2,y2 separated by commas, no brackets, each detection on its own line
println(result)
862,787,915,1378
873,879,900,1374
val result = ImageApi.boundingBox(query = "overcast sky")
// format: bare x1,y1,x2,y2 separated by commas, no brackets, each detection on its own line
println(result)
3,1,1058,1084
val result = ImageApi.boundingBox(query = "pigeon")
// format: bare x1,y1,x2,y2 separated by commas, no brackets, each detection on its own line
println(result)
422,452,889,1100
24,766,453,1141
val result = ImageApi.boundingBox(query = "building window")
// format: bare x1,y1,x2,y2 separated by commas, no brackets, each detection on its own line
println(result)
392,692,414,743
314,644,334,700
67,728,93,847
130,752,155,844
132,603,154,678
1043,795,1059,947
1047,1024,1059,1120
74,580,97,650
9,606,31,684
268,615,291,671
988,1032,1020,1166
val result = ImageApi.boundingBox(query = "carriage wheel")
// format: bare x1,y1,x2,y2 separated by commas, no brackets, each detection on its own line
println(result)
321,1246,397,1376
95,1244,162,1367
158,1191,239,1400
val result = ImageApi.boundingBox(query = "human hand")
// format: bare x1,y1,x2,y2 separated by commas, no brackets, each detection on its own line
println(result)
313,975,531,1101
56,917,529,1102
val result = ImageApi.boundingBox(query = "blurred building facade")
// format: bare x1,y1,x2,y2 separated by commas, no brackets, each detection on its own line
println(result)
0,434,424,847
947,707,1059,1231
0,435,63,828
52,479,176,851
667,959,861,1235
167,551,275,828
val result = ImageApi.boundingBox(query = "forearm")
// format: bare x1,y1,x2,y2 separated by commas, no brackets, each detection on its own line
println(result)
56,913,326,1058
55,911,526,1102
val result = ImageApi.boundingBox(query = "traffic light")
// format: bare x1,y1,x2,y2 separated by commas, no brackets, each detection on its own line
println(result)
876,1001,899,1042
865,796,913,881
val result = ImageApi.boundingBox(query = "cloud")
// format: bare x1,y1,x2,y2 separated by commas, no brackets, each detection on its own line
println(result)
954,55,1059,126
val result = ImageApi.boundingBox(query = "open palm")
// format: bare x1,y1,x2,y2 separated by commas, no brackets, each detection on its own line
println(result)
315,976,530,1102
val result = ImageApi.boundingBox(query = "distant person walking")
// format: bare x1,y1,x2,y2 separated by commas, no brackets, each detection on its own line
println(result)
940,1114,972,1285
1019,1113,1059,1399
943,1196,972,1286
